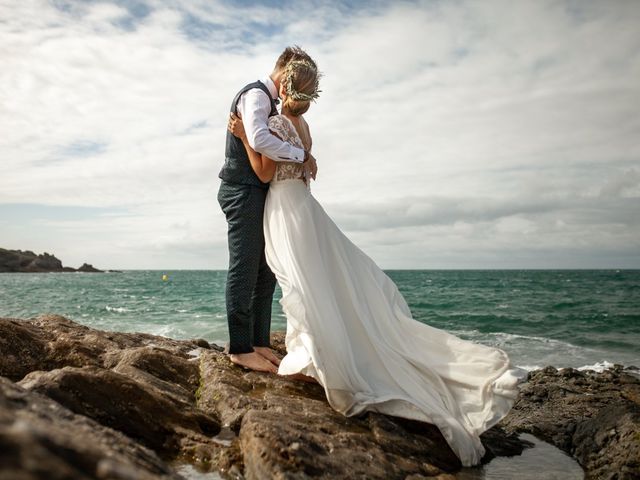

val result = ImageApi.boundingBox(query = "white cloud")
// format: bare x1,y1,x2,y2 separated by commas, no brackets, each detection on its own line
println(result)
0,0,639,268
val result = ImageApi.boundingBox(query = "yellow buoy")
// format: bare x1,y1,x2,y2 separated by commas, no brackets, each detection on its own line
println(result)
162,274,169,282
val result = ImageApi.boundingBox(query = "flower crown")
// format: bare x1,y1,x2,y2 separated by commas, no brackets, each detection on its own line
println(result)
284,59,322,102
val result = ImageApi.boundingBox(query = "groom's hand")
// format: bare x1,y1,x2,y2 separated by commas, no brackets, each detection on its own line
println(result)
304,152,318,181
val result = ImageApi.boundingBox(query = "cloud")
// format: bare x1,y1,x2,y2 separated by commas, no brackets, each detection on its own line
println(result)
1,0,639,268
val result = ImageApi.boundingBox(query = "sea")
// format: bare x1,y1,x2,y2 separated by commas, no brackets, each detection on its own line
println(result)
2,269,637,479
1,269,638,371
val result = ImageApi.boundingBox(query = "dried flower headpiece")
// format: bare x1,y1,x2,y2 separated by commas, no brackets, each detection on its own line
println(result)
284,59,322,102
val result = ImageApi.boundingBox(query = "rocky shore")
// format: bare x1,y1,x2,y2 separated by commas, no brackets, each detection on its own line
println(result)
0,315,638,479
0,248,104,273
501,364,640,478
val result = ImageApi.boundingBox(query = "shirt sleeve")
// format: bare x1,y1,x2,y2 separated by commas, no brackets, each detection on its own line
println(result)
236,88,305,163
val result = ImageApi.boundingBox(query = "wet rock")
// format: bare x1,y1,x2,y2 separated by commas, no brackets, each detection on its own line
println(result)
500,366,640,479
477,425,533,460
0,376,180,480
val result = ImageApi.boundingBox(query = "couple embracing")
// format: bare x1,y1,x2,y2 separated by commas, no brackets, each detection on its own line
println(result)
217,46,524,466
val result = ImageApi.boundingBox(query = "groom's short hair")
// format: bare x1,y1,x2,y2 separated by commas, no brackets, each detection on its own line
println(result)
275,46,316,71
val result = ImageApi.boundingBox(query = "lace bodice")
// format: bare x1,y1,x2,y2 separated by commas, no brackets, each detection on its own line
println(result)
268,115,307,183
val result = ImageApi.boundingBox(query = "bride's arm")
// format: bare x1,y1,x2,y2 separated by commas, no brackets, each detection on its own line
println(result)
242,135,277,184
229,113,276,183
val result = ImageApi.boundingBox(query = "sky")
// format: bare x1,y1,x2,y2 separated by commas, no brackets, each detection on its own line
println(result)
1,0,639,270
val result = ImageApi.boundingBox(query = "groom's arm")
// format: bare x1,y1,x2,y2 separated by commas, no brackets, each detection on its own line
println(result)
237,89,306,163
229,111,318,181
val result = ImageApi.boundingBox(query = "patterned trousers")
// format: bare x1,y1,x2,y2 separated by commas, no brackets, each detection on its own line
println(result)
217,181,276,354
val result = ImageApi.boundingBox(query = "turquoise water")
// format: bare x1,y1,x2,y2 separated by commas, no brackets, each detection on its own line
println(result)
1,270,638,369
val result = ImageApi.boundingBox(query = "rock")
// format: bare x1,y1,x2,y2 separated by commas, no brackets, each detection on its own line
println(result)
11,314,635,479
0,248,103,273
239,406,456,480
77,263,103,273
107,346,201,405
27,252,63,271
19,366,220,457
500,366,640,478
0,248,64,272
194,338,211,349
0,319,48,381
572,403,640,479
197,342,526,479
1,315,228,470
31,315,206,370
0,376,181,479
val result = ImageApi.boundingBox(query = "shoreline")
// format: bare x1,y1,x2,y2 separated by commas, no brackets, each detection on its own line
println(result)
2,270,637,373
1,315,639,479
3,268,640,272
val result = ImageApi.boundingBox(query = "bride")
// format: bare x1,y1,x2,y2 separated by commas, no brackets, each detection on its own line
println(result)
227,59,525,466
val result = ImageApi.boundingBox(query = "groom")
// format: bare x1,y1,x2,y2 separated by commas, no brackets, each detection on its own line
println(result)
218,46,318,373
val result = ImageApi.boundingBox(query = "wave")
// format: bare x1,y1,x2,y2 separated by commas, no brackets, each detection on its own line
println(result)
447,328,639,371
516,364,543,372
517,361,640,377
576,360,617,372
551,299,594,310
105,305,128,313
451,329,574,346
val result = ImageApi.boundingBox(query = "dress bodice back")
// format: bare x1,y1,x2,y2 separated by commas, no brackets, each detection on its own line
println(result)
268,115,307,184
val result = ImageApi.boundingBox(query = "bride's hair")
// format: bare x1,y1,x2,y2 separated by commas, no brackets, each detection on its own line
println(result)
275,45,317,71
282,60,321,117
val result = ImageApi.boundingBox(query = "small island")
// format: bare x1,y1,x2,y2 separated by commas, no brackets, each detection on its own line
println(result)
0,248,104,273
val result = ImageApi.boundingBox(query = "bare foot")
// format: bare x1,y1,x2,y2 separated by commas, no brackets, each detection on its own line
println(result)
254,346,282,366
229,352,278,373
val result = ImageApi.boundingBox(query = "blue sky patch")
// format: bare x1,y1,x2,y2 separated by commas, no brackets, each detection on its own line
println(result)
57,141,108,159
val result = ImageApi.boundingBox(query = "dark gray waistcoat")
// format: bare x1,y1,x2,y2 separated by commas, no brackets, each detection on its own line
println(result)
218,81,278,189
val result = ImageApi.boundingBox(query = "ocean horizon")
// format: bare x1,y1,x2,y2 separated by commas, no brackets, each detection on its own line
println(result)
2,269,638,371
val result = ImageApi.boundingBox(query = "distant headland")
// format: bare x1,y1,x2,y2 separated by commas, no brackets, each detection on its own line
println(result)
0,248,106,273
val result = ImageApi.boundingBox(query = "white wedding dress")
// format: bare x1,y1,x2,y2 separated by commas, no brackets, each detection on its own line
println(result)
262,114,525,466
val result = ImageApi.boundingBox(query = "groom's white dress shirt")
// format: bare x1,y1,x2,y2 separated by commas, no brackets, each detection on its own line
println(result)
236,76,305,164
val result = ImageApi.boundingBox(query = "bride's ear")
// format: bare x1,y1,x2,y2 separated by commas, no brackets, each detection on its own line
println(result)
279,83,287,98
